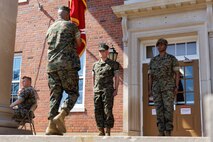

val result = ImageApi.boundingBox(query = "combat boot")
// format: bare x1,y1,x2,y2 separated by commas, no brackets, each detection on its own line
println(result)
98,128,105,136
158,131,165,136
106,128,111,136
53,109,67,133
45,120,63,135
165,131,171,136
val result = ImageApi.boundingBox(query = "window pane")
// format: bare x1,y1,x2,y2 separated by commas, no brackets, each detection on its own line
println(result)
60,92,68,106
78,52,85,76
179,79,185,91
187,42,196,55
179,67,184,77
185,66,193,78
60,90,83,106
11,83,19,95
186,79,194,92
13,57,21,81
167,44,175,56
13,69,20,81
77,91,83,104
146,46,155,58
79,79,83,91
10,95,18,104
176,79,185,103
186,92,194,104
176,43,185,56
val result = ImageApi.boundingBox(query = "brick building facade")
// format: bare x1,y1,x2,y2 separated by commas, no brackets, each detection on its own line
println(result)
15,0,123,133
15,0,212,136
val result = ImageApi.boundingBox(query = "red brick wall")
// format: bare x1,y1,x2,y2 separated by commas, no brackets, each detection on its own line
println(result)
15,0,123,133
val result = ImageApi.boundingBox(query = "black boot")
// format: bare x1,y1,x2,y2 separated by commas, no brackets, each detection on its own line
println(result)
106,128,111,136
98,128,105,136
158,131,165,136
165,131,171,136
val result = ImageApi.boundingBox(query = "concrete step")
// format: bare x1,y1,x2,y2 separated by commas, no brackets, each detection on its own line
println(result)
0,136,209,142
0,127,32,135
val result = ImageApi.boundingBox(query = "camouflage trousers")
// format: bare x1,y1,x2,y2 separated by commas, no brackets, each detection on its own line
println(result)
12,108,29,122
152,89,175,132
48,69,79,120
94,89,114,128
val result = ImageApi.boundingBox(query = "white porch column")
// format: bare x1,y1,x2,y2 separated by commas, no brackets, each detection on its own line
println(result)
207,1,213,93
121,16,130,135
0,0,19,128
204,95,213,141
209,32,213,93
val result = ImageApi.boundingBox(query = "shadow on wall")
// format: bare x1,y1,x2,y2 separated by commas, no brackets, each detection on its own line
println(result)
33,5,55,88
40,6,55,22
86,0,124,51
86,0,124,82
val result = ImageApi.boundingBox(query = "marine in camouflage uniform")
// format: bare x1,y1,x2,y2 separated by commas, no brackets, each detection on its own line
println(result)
10,76,37,121
12,87,37,120
45,6,82,135
148,38,180,136
92,43,119,136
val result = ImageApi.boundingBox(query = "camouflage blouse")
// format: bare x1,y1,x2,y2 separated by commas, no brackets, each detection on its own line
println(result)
92,58,119,92
46,19,81,72
18,86,37,110
148,53,179,91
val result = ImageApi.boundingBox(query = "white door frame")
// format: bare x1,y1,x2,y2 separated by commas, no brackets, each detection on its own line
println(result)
124,23,211,136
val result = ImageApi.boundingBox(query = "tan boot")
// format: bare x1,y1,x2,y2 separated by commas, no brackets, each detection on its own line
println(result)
165,131,171,136
98,128,105,136
45,120,63,135
106,128,111,136
53,109,67,133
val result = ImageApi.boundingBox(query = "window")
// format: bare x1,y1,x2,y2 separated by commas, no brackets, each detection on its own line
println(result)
10,55,22,103
148,65,195,106
146,45,156,58
145,41,197,59
176,66,195,105
59,51,86,112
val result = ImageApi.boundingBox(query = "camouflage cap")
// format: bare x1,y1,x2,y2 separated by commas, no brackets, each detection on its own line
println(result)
156,38,168,46
58,6,70,13
99,43,109,51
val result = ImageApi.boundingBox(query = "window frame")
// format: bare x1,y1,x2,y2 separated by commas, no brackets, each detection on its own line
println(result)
141,35,199,63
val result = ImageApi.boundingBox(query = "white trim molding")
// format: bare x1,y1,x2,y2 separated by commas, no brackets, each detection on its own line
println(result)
112,0,213,18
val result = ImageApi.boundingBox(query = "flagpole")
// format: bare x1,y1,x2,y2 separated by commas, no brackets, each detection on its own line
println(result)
70,0,72,8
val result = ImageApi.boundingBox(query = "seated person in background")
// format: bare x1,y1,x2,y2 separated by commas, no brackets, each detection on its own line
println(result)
10,76,37,121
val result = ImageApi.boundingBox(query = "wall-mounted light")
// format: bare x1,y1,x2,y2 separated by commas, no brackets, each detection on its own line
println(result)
108,46,118,61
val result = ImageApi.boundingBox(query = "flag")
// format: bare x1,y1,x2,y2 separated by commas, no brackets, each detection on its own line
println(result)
69,0,87,57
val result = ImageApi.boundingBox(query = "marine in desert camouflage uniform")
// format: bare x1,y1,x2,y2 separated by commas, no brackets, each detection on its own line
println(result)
148,38,180,136
45,6,82,135
10,76,37,121
92,43,119,136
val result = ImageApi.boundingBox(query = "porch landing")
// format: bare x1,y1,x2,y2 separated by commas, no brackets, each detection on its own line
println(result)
0,135,209,142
